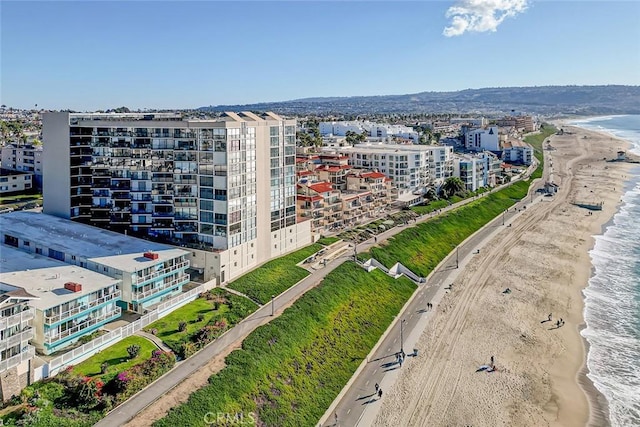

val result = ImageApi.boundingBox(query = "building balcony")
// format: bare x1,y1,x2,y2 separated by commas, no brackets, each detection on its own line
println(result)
43,291,121,325
135,261,189,285
0,346,35,373
92,203,113,210
44,307,122,344
133,274,189,302
0,328,34,351
175,224,198,233
152,211,174,217
0,308,34,331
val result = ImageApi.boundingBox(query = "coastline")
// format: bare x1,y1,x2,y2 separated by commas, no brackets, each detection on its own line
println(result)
373,125,633,427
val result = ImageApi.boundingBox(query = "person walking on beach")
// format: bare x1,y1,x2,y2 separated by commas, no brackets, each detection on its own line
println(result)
548,313,552,322
490,355,494,366
334,412,338,425
556,320,561,328
378,389,383,399
375,383,379,393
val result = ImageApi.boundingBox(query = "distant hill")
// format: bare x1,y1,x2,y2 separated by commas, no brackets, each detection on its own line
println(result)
200,85,640,116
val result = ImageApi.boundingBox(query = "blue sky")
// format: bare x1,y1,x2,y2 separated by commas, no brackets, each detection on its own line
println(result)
1,1,639,111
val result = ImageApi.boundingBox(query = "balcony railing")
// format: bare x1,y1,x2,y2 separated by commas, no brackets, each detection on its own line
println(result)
134,274,190,301
44,307,122,344
0,346,35,372
0,328,34,351
0,308,34,330
135,261,189,285
44,291,121,325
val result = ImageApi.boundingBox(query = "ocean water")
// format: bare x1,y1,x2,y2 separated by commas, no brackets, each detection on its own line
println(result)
571,115,640,426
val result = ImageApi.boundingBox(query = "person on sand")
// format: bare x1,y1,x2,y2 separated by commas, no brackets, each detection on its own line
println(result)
375,383,379,393
548,313,552,321
378,389,383,399
490,355,494,365
556,320,561,328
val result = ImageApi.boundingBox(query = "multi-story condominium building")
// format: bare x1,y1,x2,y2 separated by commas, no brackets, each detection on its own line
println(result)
42,112,311,284
0,169,33,195
0,278,36,401
319,121,419,142
345,171,393,208
464,126,500,152
450,117,487,127
502,139,534,165
453,155,488,192
335,143,453,206
427,146,455,183
496,115,536,133
0,244,121,355
296,154,395,233
0,211,190,315
297,181,342,231
1,144,43,188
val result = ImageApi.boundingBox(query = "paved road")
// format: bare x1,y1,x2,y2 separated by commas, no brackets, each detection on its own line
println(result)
97,162,541,427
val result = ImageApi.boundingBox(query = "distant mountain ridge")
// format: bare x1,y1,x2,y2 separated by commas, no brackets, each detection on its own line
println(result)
200,85,640,116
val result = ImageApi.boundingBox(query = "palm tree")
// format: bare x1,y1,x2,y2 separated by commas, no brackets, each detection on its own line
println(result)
441,177,465,198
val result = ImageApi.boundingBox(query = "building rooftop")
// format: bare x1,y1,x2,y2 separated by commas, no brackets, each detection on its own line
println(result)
0,212,189,272
90,248,188,273
66,111,286,125
338,143,443,153
0,245,119,310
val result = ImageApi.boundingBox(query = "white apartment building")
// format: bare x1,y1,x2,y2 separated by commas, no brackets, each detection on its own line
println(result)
0,280,36,401
502,140,534,165
320,121,419,142
464,126,500,152
453,154,489,192
0,245,121,356
0,211,190,315
0,169,33,195
334,143,453,206
1,144,43,188
42,112,311,284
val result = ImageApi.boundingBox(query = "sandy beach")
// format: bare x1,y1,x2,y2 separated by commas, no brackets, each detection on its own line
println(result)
373,126,633,427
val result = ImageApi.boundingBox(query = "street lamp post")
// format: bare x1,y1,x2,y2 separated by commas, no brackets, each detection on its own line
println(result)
456,246,459,269
400,319,406,355
271,295,275,317
502,210,505,226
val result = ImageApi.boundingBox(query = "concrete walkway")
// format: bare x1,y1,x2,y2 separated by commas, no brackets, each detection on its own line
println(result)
96,166,539,427
135,330,173,353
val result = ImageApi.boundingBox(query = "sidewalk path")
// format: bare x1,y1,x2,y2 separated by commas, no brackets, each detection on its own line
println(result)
135,331,173,353
97,166,540,427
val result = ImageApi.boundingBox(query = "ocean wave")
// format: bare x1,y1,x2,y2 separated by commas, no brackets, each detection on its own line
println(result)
582,119,640,427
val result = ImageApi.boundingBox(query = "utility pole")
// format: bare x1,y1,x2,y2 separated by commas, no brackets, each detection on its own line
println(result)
502,210,505,226
271,295,275,316
456,246,459,269
400,319,406,355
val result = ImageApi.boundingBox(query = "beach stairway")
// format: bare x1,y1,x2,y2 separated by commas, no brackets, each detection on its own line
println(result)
360,258,426,285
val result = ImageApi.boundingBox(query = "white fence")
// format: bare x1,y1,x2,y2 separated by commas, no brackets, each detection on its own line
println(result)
46,281,215,378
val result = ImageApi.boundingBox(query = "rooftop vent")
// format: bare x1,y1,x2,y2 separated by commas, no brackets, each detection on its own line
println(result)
144,252,159,260
64,282,82,292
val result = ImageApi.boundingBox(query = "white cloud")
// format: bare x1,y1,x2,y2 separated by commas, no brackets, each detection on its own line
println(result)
443,0,529,37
